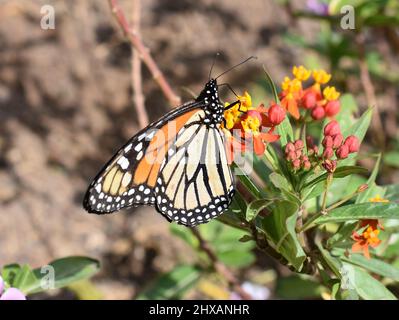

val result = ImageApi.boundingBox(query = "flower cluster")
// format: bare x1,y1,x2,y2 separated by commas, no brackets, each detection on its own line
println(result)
283,121,360,173
223,92,286,157
279,66,341,120
321,121,359,172
284,140,311,171
0,276,26,300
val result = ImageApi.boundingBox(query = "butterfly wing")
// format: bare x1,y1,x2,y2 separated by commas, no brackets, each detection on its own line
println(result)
155,123,235,226
83,101,203,214
84,78,235,226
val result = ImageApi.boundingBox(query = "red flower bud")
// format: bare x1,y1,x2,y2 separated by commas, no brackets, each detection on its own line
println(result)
302,91,317,109
311,106,325,120
322,136,333,148
323,147,334,159
336,144,349,159
303,160,311,170
294,139,304,150
268,103,286,125
301,155,309,162
287,151,297,161
324,120,340,136
285,142,295,154
325,100,340,117
292,159,301,170
323,159,337,173
246,109,262,122
295,150,303,158
332,134,343,149
344,135,360,153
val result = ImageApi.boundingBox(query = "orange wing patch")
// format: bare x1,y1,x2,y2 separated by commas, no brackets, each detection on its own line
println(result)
134,108,201,187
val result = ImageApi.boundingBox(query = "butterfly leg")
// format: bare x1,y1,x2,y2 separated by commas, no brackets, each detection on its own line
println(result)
223,100,240,111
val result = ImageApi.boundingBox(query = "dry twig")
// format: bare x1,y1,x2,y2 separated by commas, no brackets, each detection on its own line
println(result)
131,0,148,128
109,0,181,107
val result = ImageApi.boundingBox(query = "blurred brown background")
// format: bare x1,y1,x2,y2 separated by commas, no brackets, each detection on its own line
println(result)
0,0,398,299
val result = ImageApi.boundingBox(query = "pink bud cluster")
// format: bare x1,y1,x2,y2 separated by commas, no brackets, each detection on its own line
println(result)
321,120,360,172
285,139,311,171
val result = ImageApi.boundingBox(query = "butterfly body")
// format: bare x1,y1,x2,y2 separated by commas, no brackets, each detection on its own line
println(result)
83,78,235,227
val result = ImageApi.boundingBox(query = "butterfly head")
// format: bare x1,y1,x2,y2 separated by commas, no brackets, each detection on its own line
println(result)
196,79,225,126
197,78,219,104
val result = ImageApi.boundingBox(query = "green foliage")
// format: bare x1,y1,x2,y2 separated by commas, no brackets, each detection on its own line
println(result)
1,256,100,296
167,51,398,300
315,203,399,224
137,265,201,300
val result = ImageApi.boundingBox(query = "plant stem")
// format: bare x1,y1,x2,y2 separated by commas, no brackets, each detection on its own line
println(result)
297,173,333,233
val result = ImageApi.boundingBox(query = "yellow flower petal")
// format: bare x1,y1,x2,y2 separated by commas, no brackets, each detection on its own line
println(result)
323,86,340,101
293,65,311,81
313,69,331,84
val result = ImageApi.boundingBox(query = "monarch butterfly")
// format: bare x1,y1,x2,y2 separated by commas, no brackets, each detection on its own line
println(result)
83,58,254,226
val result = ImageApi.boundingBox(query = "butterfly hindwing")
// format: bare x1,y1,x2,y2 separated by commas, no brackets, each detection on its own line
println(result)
154,122,235,226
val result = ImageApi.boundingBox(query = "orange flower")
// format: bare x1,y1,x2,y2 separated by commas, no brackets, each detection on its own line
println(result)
280,77,302,119
222,92,284,160
352,219,384,259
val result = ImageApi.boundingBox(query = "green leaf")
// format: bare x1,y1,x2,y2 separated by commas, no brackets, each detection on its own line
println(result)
356,153,381,203
1,264,21,286
335,94,359,134
30,256,100,294
137,265,201,299
12,265,40,294
304,166,368,189
246,199,272,221
269,172,291,191
278,117,294,147
333,249,399,281
276,275,325,299
315,241,342,278
195,222,255,268
262,65,279,103
315,203,399,224
327,221,358,248
233,164,263,199
170,224,198,249
262,67,294,147
342,263,396,300
340,108,373,165
261,200,306,270
385,183,399,201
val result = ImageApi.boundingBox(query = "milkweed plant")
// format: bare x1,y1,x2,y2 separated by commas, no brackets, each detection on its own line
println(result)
2,66,398,300
152,65,399,300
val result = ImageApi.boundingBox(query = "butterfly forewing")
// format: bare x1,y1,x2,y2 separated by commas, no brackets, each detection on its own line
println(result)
83,102,202,213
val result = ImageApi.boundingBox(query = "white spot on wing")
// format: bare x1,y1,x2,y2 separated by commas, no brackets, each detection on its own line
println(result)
117,156,129,170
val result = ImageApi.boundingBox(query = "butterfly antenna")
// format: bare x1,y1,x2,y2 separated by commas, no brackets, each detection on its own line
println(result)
218,83,239,98
215,56,257,80
208,52,220,80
